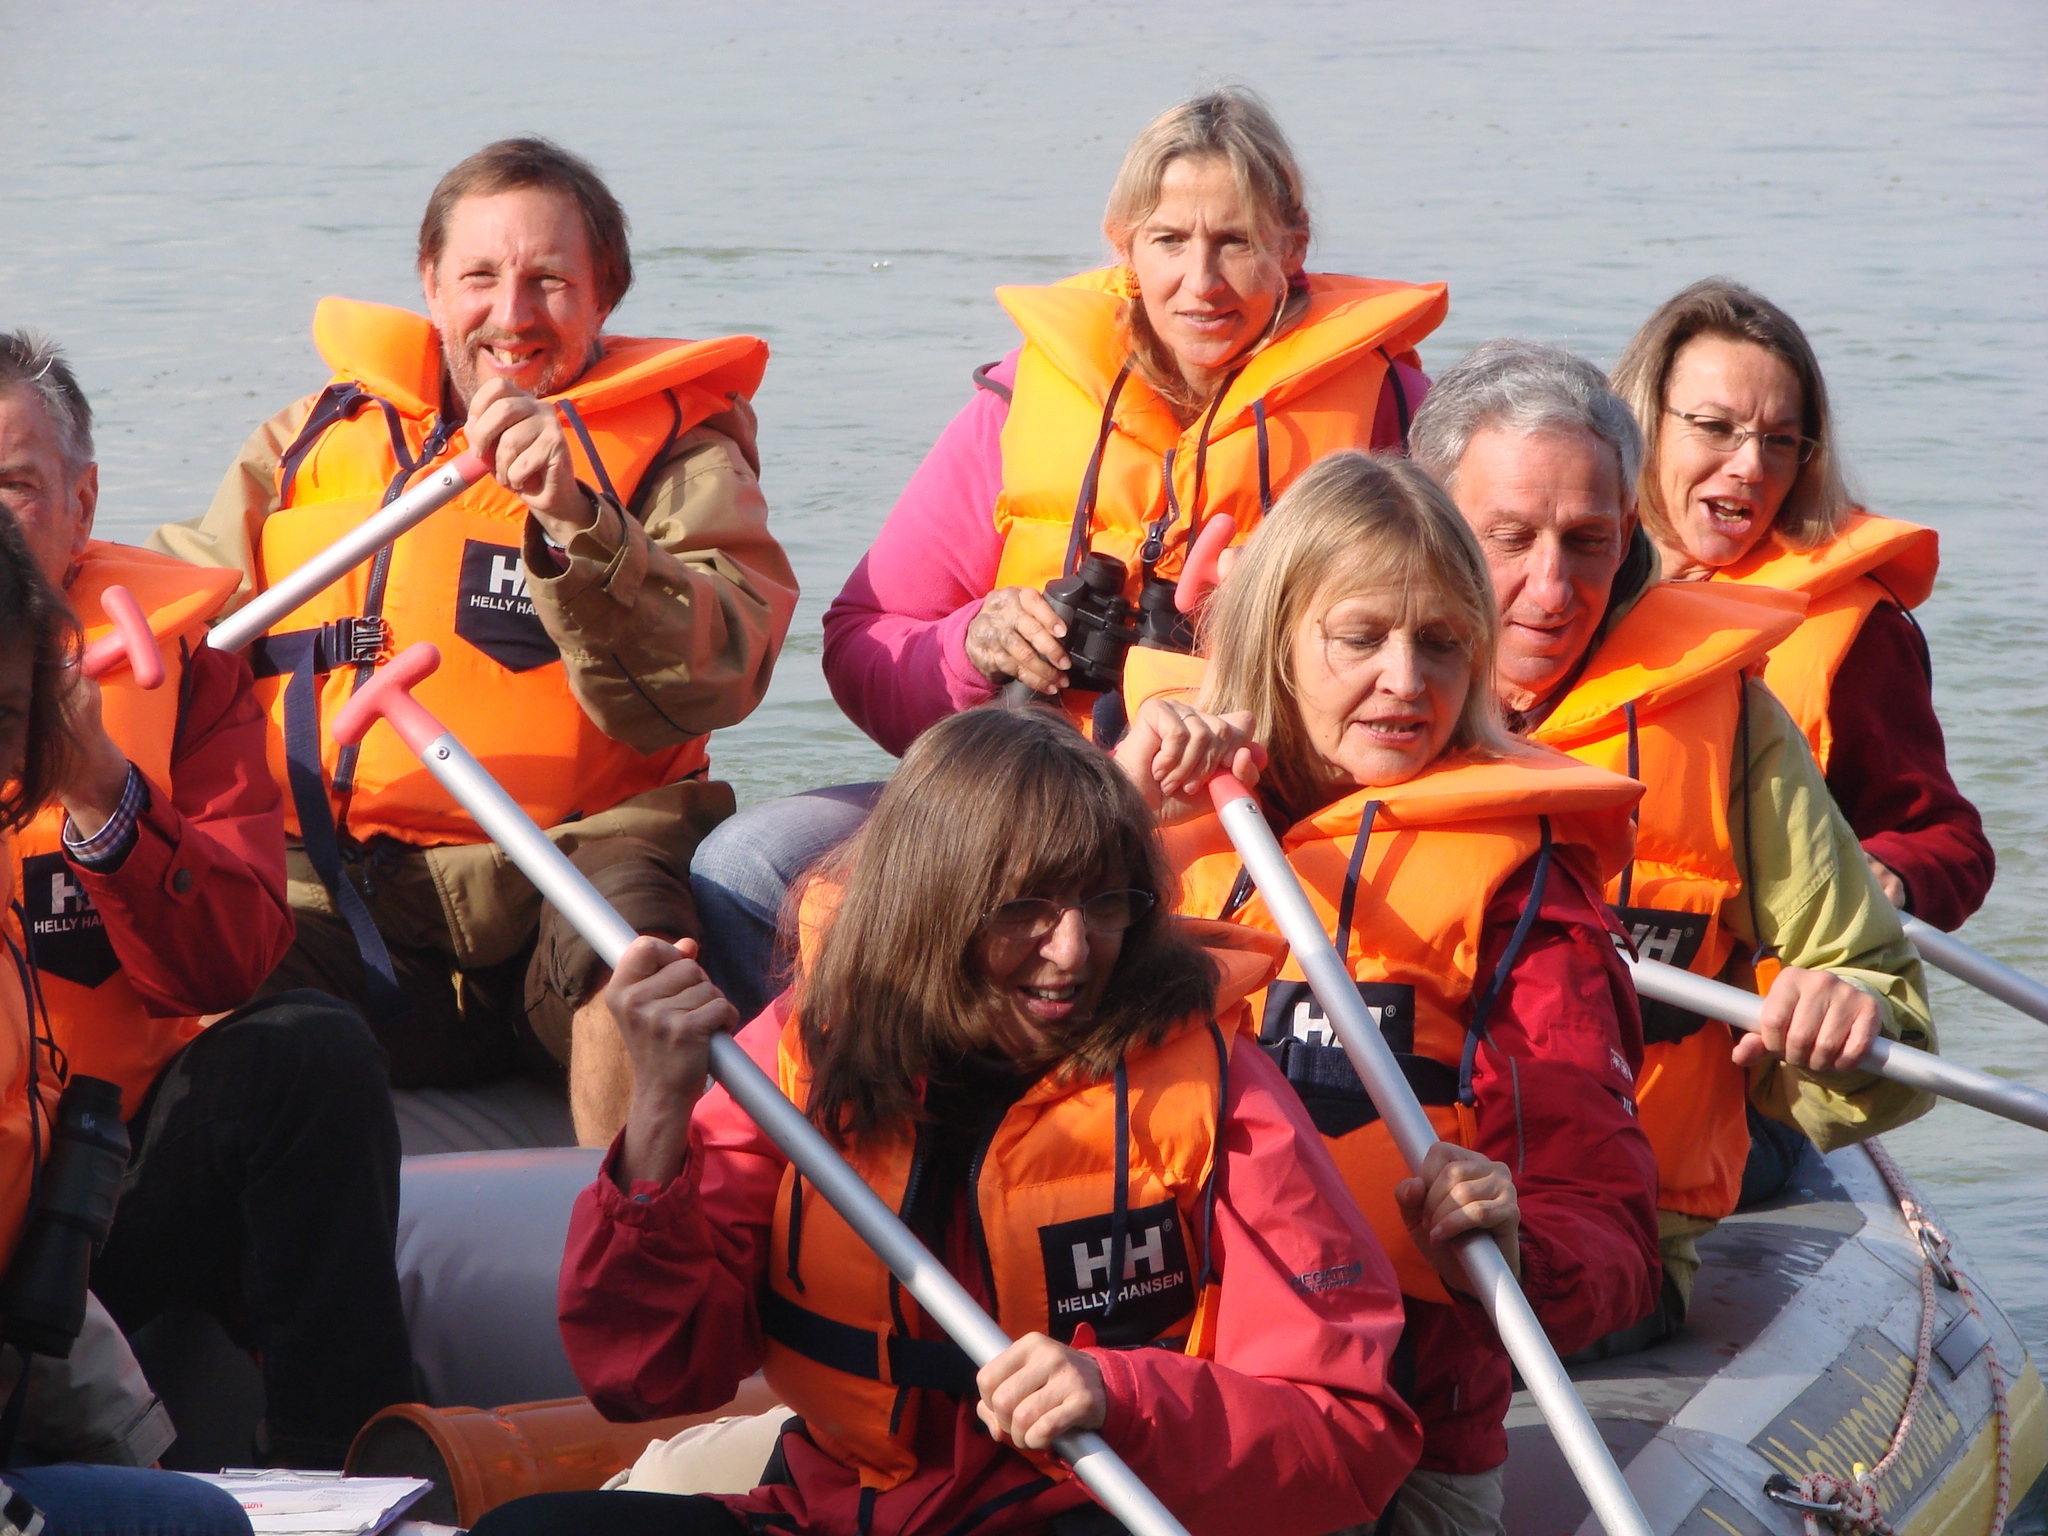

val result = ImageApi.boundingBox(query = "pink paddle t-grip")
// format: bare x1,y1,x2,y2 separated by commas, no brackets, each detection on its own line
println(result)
1208,771,1258,813
449,449,490,485
329,642,449,755
1175,514,1239,615
81,586,165,689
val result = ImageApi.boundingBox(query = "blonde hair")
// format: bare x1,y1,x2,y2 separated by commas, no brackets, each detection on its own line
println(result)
1102,89,1311,417
1611,278,1852,552
1198,452,1509,816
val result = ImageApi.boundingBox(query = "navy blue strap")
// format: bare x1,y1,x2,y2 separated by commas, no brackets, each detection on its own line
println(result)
1378,348,1413,454
268,631,405,1022
1101,1057,1131,1325
1618,701,1640,907
1460,818,1554,1105
760,1290,978,1396
555,397,621,504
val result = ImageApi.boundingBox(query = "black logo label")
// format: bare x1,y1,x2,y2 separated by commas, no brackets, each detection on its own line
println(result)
1036,1199,1194,1346
1259,980,1415,1138
19,852,120,989
1612,906,1714,1044
453,540,560,673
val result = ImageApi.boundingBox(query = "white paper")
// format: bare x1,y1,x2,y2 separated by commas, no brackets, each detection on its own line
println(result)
181,1471,432,1536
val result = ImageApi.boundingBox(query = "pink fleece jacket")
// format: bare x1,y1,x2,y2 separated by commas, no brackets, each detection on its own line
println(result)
823,352,1429,755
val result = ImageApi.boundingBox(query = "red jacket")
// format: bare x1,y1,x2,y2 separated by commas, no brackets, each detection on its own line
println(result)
1823,603,1993,932
73,642,294,1028
560,1001,1423,1536
1407,858,1663,1473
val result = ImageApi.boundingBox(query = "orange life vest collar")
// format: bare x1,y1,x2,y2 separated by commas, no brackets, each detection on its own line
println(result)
995,270,1449,457
1709,509,1937,610
1532,583,1805,748
309,297,769,422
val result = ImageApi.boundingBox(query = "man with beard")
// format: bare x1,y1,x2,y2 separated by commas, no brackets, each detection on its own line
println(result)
155,139,796,1145
1408,339,1933,1337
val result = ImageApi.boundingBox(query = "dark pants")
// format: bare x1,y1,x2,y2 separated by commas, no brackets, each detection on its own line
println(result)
89,991,414,1468
263,836,698,1088
471,1493,744,1536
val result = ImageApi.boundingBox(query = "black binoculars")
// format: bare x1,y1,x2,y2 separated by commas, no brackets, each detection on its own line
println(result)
1,1075,129,1360
1000,552,1193,705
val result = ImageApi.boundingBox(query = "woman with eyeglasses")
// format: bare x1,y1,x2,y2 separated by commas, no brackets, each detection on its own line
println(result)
476,704,1422,1536
1611,280,1993,935
1117,454,1661,1536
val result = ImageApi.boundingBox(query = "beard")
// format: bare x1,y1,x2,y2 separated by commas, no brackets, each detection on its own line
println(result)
442,324,595,407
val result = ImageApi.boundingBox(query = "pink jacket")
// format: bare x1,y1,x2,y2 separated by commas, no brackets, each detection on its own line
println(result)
823,353,1429,755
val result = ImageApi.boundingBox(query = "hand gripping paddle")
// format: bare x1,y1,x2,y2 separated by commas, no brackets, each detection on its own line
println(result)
81,451,490,681
331,642,1195,1536
1628,956,2048,1133
1205,771,1657,1536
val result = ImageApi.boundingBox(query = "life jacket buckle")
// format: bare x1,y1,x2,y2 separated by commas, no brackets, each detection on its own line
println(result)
335,615,391,666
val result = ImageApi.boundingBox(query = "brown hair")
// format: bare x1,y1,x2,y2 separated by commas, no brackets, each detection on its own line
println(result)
0,512,82,833
790,706,1213,1146
1103,89,1311,418
1200,451,1508,817
1611,278,1851,551
417,137,632,314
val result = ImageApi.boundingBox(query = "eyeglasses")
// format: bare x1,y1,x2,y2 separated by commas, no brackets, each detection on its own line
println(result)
980,889,1156,942
1666,408,1817,466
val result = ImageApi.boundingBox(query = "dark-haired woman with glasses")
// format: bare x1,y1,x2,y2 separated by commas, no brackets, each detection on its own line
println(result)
475,704,1422,1536
1612,279,1993,934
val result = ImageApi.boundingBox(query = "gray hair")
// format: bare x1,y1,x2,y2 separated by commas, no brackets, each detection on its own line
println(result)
0,331,94,475
1410,338,1642,495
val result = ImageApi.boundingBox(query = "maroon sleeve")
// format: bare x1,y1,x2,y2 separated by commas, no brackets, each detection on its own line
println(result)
70,643,293,1016
1088,1044,1420,1528
820,358,1014,755
558,1004,789,1421
1823,603,1994,932
1469,857,1661,1355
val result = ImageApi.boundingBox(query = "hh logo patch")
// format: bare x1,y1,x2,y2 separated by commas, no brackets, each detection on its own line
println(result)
1258,981,1416,1139
1612,906,1709,971
19,852,120,989
1611,907,1715,1045
1036,1200,1194,1346
454,540,560,672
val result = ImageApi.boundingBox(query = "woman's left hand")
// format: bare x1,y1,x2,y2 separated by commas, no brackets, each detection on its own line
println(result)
1732,965,1881,1074
974,1332,1106,1450
1113,696,1261,820
1394,1141,1521,1294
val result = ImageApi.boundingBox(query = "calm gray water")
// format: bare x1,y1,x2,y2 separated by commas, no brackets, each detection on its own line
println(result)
4,3,2044,1351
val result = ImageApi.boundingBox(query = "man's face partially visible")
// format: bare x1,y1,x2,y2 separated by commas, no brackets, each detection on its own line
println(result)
1448,425,1633,715
421,186,608,407
0,385,96,586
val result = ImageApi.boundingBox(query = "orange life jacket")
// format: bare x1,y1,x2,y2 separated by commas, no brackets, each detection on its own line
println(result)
760,921,1281,1493
992,269,1446,733
1529,583,1806,1220
10,545,241,1117
1,844,62,1270
248,297,769,847
1169,744,1641,1304
1707,511,1937,769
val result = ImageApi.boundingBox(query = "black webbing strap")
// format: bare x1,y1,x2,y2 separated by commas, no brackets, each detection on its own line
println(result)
1618,700,1640,907
262,631,404,1022
969,361,1013,404
1378,347,1413,454
555,397,621,504
760,1290,978,1396
1061,367,1132,578
1459,817,1555,1105
1100,1058,1132,1325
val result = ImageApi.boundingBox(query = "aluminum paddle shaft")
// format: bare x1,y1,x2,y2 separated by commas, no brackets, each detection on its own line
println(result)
204,451,489,654
1900,914,2048,1029
1628,957,2048,1133
331,644,1191,1536
1207,777,1655,1536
